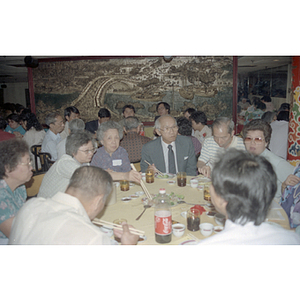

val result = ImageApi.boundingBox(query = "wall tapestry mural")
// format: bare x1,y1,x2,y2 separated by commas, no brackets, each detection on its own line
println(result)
33,56,233,123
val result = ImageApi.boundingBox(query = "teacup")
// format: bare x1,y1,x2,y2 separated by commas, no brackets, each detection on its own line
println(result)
199,223,214,236
172,223,186,237
190,179,198,188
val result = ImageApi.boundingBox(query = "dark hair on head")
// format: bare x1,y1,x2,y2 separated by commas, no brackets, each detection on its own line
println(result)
15,104,25,113
278,103,290,112
176,117,192,136
6,113,20,123
261,111,277,124
183,108,196,115
255,101,266,110
190,111,207,125
261,95,272,102
122,104,135,114
64,106,80,119
277,111,289,122
19,112,43,131
242,119,272,144
67,166,113,202
211,148,277,225
0,116,7,130
156,102,170,114
0,139,29,179
98,108,111,119
251,97,261,106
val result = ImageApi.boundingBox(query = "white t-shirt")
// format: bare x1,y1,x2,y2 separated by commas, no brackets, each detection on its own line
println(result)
9,192,114,245
198,219,300,245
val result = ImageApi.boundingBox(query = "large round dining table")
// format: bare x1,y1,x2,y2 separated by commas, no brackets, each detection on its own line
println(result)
95,175,291,245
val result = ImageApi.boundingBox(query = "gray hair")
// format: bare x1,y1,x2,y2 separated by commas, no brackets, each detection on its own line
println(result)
69,118,85,133
124,116,140,131
45,112,61,126
97,120,123,141
212,117,234,135
154,115,177,130
67,166,113,203
66,131,94,156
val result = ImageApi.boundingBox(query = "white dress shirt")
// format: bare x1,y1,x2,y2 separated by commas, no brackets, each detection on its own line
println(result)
9,192,114,245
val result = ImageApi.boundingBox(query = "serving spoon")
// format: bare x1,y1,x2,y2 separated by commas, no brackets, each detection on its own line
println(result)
136,204,151,220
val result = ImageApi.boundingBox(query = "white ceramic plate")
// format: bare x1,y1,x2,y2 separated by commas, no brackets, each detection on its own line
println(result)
156,173,176,179
180,240,198,245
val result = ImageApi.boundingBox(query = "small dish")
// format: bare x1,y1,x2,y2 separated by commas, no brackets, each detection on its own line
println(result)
180,211,187,218
121,196,132,202
180,240,197,245
130,194,139,198
213,225,224,233
156,173,175,179
167,180,176,185
206,211,216,218
138,235,147,243
100,226,114,237
135,191,144,197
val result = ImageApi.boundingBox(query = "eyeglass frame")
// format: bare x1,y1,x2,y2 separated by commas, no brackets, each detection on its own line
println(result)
244,137,265,144
77,148,96,154
18,159,33,167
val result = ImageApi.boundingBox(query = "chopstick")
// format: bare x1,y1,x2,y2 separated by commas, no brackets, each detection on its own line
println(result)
93,218,145,236
187,233,200,243
131,163,153,200
144,160,164,176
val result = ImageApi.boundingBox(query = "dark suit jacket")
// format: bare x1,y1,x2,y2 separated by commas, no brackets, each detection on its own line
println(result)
141,135,197,176
85,120,98,134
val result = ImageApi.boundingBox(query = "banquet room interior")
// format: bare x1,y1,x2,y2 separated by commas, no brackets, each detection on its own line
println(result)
1,55,300,247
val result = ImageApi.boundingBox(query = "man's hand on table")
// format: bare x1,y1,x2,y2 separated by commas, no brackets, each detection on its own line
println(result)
198,165,211,178
113,222,139,245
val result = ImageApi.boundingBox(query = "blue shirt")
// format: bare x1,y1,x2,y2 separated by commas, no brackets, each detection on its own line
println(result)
4,125,26,135
0,179,27,239
91,146,131,172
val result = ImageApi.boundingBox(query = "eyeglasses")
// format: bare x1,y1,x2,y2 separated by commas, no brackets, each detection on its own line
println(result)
19,160,33,167
159,125,178,133
244,137,265,144
78,148,96,154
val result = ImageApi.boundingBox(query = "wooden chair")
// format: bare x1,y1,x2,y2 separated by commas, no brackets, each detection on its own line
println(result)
30,144,42,173
38,152,53,172
25,173,45,198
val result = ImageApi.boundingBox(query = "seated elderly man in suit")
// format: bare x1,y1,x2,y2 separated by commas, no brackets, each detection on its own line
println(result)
140,115,197,176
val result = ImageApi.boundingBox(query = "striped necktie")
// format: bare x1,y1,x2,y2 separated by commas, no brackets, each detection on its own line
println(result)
168,144,176,174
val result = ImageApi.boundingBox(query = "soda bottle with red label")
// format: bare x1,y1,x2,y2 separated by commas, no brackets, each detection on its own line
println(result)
155,188,172,243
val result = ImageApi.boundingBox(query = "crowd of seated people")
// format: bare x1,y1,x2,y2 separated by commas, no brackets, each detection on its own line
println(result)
1,99,300,244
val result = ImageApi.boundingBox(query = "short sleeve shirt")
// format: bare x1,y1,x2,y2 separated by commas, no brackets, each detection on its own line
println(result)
91,146,131,172
0,179,27,239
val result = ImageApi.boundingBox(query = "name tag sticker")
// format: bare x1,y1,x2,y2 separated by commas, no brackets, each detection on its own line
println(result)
184,156,188,160
113,159,122,166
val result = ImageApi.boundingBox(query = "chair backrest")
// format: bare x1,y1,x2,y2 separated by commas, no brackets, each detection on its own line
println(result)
25,173,45,198
30,144,42,172
133,162,141,172
38,152,53,172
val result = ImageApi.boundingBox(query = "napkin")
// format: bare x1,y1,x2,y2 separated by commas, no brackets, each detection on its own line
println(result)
191,205,206,215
